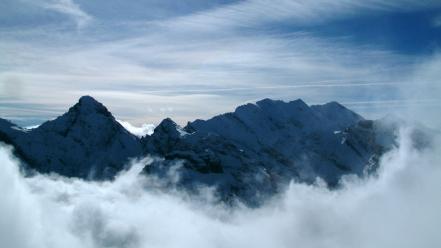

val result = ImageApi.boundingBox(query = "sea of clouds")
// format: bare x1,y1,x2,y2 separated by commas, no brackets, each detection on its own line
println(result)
1,127,440,248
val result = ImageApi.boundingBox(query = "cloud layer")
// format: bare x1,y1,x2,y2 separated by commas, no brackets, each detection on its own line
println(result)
1,127,440,248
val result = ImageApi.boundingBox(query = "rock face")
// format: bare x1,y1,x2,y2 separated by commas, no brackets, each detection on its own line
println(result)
0,96,407,204
0,96,143,179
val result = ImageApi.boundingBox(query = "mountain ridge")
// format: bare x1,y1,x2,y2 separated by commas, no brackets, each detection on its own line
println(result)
0,96,415,205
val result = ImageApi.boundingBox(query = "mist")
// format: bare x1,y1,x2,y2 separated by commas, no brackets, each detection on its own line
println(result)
0,126,440,248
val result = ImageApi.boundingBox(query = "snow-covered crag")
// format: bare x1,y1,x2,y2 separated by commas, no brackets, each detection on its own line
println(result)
0,96,416,204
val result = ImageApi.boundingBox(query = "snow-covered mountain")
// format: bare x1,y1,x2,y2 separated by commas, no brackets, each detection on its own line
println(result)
0,96,142,179
0,96,418,204
141,99,400,204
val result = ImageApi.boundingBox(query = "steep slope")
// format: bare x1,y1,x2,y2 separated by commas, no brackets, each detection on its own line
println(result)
0,96,143,179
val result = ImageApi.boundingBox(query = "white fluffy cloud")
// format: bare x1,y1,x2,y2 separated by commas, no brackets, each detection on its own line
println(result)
117,120,155,137
1,127,440,248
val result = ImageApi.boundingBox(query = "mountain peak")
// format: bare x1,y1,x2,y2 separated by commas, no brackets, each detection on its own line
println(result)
3,95,143,180
35,95,116,136
154,118,181,137
78,95,99,105
159,117,177,126
72,95,111,116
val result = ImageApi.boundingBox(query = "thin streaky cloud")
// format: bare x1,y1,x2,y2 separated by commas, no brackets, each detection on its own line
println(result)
133,81,408,95
157,0,441,31
0,0,439,125
23,0,93,28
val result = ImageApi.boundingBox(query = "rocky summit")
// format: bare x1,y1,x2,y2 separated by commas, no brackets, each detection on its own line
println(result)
0,96,142,179
0,96,423,205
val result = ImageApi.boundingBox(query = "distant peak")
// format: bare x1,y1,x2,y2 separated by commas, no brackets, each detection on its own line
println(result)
154,118,180,133
153,118,184,138
159,118,177,127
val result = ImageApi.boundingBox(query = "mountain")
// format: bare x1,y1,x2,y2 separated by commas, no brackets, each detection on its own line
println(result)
0,96,142,179
0,96,422,205
141,99,399,204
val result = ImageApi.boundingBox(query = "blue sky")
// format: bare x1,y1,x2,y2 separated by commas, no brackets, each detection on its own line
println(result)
1,0,441,126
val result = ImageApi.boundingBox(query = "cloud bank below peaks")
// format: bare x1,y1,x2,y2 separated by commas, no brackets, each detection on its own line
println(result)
0,126,440,248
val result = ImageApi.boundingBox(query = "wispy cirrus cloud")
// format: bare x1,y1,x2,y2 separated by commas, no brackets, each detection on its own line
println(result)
159,0,441,30
45,0,92,28
18,0,93,28
0,30,412,124
1,0,440,125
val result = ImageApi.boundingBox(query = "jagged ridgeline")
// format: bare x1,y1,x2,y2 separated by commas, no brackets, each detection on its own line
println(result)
0,96,427,205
